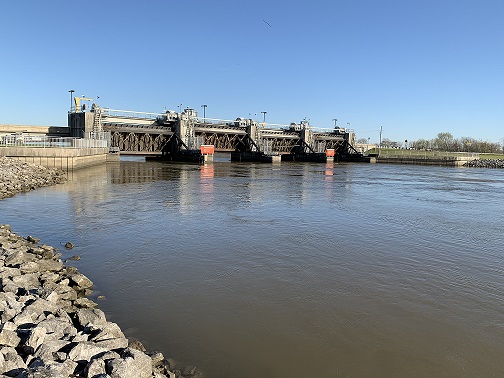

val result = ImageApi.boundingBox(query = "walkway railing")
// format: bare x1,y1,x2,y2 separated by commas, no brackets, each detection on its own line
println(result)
376,149,479,160
101,108,163,120
1,134,109,148
99,108,348,134
198,118,336,132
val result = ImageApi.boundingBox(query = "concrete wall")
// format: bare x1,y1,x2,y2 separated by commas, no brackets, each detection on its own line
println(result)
376,157,469,167
0,147,109,157
0,124,70,136
0,147,118,171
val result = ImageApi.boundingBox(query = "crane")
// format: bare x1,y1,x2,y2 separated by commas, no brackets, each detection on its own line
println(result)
74,96,93,112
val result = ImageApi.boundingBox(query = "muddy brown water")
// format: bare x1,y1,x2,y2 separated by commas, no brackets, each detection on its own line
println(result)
2,157,503,377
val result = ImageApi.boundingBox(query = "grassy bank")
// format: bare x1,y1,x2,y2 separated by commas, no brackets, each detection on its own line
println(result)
478,153,504,160
367,148,504,160
367,148,477,159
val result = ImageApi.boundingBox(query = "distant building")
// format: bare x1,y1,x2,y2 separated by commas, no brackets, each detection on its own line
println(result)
355,143,377,154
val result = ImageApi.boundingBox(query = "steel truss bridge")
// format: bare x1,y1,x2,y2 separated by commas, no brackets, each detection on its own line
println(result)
81,107,359,158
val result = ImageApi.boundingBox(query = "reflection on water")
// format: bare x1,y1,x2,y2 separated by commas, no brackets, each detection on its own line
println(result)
1,159,504,377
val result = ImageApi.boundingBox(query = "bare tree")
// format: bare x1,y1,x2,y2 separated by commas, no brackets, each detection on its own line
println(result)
381,138,393,147
434,132,454,151
412,139,430,150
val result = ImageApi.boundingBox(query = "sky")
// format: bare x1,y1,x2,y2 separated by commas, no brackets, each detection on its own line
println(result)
1,0,503,144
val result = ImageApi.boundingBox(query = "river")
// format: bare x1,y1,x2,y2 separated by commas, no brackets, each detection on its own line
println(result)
1,157,503,377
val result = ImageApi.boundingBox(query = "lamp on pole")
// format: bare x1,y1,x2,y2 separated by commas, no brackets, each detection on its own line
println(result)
261,111,267,125
179,103,183,113
332,118,338,128
69,90,75,112
201,104,207,123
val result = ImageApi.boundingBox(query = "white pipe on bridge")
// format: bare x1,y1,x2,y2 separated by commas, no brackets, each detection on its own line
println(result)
101,108,164,119
101,108,344,133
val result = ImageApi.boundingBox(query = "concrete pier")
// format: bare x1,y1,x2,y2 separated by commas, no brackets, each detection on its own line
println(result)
203,154,214,163
230,151,282,163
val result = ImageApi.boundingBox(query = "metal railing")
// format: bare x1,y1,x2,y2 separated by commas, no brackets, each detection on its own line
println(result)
99,108,346,134
376,149,479,160
69,104,352,134
102,108,163,120
1,134,110,148
197,118,337,132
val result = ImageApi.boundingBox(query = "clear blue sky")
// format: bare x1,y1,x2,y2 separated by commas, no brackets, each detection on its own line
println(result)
1,0,503,144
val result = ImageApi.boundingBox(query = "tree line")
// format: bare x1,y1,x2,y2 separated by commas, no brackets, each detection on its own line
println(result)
358,132,503,153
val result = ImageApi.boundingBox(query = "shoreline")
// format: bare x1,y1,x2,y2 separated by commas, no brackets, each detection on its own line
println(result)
463,159,504,168
1,157,201,377
0,157,67,200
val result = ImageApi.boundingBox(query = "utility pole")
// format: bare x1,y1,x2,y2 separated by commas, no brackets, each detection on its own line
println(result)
68,90,75,112
261,111,267,125
201,104,207,123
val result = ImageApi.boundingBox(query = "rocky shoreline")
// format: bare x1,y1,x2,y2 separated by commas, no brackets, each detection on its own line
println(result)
1,158,201,377
0,157,67,200
464,159,504,168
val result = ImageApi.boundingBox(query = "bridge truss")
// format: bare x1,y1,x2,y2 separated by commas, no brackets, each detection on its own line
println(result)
97,109,357,157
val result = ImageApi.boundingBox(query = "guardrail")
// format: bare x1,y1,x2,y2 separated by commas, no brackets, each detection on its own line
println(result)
376,149,479,160
197,118,340,132
102,108,163,120
0,135,109,148
100,109,345,133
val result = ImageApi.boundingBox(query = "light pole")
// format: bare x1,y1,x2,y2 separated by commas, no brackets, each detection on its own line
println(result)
332,118,338,128
347,122,351,129
69,90,75,112
261,111,267,125
201,104,207,123
179,103,183,113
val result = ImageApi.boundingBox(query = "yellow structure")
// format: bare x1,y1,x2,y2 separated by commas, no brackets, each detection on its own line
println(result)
74,97,93,112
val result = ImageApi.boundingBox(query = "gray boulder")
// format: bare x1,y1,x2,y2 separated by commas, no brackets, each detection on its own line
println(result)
73,297,99,309
73,308,108,330
0,346,27,375
0,329,20,348
85,350,121,377
37,318,76,341
106,347,153,378
22,298,59,321
24,326,47,354
90,322,125,342
33,339,72,361
67,341,111,363
0,267,21,279
68,272,93,290
94,337,129,350
26,236,40,244
27,357,78,378
12,273,40,291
